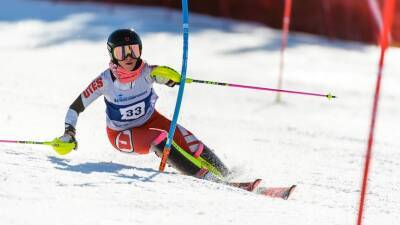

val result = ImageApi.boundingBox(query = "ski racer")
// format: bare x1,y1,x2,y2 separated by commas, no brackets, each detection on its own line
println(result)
56,28,229,181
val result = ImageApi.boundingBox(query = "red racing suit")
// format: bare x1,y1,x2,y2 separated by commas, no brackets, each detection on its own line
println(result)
64,60,229,178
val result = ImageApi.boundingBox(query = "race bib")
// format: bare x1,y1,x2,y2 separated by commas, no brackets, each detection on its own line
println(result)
119,101,145,120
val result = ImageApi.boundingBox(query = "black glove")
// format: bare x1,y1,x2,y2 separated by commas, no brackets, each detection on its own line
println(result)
59,123,78,150
165,80,177,87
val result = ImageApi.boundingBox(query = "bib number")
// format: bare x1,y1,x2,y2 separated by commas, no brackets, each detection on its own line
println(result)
120,102,145,120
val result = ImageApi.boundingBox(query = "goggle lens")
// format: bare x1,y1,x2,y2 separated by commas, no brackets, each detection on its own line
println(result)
113,45,141,61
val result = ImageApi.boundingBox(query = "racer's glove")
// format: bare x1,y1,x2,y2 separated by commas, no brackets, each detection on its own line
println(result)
62,124,78,149
52,124,78,155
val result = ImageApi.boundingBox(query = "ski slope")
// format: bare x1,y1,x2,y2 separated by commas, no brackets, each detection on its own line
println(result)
1,0,399,224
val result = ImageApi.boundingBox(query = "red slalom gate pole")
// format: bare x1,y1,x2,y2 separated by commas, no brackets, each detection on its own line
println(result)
357,1,396,225
276,0,292,103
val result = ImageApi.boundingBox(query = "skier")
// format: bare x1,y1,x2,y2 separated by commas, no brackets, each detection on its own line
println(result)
56,28,229,181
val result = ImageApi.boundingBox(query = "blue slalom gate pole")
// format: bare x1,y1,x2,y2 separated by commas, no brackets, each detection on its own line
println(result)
159,0,189,171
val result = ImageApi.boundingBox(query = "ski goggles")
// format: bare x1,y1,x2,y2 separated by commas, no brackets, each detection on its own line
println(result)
112,44,141,61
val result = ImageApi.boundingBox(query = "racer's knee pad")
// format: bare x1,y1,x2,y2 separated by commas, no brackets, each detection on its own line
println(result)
150,132,200,176
150,132,230,179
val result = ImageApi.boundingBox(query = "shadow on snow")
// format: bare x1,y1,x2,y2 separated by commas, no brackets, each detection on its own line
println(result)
48,156,167,183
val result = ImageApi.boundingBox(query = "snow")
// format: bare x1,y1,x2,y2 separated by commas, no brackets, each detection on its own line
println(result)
1,0,399,224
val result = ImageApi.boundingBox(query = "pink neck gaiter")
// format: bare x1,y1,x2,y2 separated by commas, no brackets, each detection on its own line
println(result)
109,61,145,83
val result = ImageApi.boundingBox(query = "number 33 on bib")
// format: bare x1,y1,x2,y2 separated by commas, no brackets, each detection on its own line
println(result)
120,101,145,120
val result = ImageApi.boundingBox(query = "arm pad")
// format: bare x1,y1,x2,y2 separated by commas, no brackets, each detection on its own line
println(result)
150,66,181,83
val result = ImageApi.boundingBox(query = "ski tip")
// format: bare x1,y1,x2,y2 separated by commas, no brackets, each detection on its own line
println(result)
283,185,297,200
255,184,297,200
251,179,263,192
227,178,263,192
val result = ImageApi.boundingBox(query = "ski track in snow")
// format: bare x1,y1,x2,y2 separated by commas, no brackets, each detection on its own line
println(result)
0,0,399,225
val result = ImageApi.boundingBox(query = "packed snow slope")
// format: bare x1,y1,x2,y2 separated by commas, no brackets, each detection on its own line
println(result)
1,0,399,225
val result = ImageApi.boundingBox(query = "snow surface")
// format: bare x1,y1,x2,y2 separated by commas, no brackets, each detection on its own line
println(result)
1,0,399,225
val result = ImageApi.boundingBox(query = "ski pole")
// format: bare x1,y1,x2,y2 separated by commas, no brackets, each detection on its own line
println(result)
0,138,76,155
185,78,336,100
